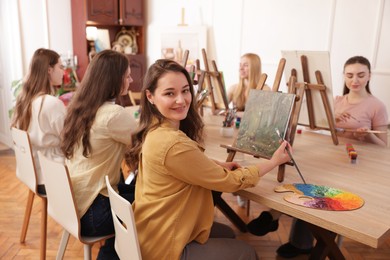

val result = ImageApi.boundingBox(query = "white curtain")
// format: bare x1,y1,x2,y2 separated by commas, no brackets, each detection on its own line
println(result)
0,0,23,146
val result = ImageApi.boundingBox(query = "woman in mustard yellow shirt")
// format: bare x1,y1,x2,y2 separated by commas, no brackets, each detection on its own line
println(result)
125,59,291,260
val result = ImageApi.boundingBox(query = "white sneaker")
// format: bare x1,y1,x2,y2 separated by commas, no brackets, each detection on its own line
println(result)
236,195,247,208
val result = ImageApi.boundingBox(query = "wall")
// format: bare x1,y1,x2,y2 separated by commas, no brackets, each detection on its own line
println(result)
1,0,389,145
146,0,390,117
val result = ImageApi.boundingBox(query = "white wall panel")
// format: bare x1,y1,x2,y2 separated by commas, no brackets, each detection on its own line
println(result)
241,0,333,62
375,0,390,71
47,0,73,55
208,0,243,90
18,0,49,74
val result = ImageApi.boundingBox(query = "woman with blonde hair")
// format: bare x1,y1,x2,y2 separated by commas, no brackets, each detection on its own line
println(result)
228,53,270,207
227,53,270,111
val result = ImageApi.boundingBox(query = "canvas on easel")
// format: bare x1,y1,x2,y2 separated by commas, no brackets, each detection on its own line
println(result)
213,61,298,232
214,89,296,232
236,90,296,159
282,50,338,145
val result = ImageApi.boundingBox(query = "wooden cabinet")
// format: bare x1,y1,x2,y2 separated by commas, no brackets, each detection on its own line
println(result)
71,0,146,106
86,0,119,24
86,0,143,26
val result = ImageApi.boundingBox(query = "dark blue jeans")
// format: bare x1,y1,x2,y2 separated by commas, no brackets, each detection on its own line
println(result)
80,183,135,260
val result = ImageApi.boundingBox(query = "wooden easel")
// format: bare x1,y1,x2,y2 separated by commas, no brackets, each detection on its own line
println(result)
181,49,189,67
213,58,303,231
292,55,339,145
220,58,299,182
195,49,229,115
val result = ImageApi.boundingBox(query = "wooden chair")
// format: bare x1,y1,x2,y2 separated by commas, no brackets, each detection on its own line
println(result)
38,152,113,260
128,90,142,106
105,175,142,259
11,127,47,260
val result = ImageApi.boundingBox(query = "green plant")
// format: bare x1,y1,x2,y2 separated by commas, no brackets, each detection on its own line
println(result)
8,79,23,118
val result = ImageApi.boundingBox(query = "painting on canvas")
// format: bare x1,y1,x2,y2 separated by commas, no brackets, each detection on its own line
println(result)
236,90,296,159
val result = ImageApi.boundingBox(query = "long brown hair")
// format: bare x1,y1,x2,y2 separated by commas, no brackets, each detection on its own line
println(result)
343,56,372,95
11,48,60,130
125,59,204,170
61,50,129,159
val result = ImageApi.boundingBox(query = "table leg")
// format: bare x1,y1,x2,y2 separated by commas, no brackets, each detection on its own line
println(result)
307,223,345,260
212,191,247,232
277,164,285,182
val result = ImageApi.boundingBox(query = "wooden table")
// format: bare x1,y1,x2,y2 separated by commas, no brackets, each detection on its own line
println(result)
202,112,390,259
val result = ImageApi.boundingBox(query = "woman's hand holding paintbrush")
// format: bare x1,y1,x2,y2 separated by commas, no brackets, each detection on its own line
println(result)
275,128,307,184
335,112,360,124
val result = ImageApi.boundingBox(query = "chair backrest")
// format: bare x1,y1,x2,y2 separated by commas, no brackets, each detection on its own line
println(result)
38,151,80,240
105,175,142,260
128,91,142,106
11,127,37,193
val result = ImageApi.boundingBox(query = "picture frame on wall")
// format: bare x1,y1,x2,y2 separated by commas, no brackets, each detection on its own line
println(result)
94,29,111,52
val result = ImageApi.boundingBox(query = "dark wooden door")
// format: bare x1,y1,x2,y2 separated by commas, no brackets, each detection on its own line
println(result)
121,0,143,26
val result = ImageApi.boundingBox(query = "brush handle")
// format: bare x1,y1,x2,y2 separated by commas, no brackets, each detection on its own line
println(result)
275,128,307,184
336,128,387,134
286,148,307,184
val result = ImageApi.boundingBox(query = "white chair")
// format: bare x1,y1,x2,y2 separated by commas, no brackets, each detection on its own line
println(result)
105,175,142,259
11,127,47,260
38,152,113,260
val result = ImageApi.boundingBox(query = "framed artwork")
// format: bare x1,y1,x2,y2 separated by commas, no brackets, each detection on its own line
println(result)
236,90,296,159
282,50,335,129
160,25,207,65
95,29,111,52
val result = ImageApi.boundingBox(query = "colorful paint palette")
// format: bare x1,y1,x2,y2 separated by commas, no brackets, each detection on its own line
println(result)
275,183,364,211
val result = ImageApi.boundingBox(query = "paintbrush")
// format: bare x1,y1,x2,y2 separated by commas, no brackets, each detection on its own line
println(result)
349,114,361,123
275,128,307,184
335,128,387,134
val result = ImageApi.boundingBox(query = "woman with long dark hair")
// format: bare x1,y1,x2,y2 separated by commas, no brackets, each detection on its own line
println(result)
125,59,291,260
61,50,136,259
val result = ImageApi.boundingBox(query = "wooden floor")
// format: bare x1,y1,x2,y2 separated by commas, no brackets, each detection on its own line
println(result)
1,142,389,259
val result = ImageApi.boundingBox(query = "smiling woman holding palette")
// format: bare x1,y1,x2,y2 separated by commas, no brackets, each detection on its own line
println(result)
334,55,388,147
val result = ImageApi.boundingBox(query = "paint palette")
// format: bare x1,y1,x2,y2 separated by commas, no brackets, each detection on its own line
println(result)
275,183,364,211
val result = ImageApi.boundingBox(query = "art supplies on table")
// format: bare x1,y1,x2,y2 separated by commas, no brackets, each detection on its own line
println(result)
222,108,236,127
275,183,364,211
345,143,357,163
